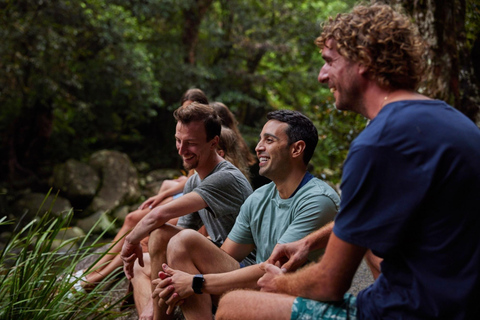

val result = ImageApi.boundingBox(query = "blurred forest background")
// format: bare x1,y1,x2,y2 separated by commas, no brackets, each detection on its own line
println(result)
1,0,479,193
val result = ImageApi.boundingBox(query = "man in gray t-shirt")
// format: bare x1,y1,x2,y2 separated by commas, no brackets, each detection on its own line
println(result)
120,102,252,319
178,160,255,264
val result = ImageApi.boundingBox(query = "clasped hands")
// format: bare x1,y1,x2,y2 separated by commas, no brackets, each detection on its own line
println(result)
152,264,192,315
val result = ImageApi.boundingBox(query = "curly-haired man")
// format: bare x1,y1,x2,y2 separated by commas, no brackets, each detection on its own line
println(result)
216,3,480,320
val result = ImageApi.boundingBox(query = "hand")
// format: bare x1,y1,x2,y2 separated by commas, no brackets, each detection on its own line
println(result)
258,263,285,292
266,240,309,272
152,264,191,314
120,239,144,280
139,194,162,210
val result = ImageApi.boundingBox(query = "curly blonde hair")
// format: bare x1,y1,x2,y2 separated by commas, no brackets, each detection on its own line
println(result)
315,3,427,91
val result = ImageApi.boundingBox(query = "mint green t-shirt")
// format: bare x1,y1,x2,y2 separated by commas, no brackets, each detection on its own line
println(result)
228,177,340,263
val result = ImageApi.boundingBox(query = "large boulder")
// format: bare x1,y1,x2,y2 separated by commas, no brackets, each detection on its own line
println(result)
87,150,141,214
142,169,185,198
50,159,100,207
11,192,73,222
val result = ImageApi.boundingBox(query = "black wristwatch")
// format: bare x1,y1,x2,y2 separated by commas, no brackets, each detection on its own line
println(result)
192,274,204,294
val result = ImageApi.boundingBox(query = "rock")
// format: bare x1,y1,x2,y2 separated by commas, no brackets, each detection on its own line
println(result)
12,192,73,222
50,159,100,208
112,205,131,224
88,150,141,214
76,210,116,235
143,169,185,198
50,226,85,253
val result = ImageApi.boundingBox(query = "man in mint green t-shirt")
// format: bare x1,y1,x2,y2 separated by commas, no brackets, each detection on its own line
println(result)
150,110,339,320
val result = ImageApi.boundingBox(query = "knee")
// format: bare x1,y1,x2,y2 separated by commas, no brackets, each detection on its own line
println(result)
148,228,170,257
166,229,203,265
124,209,145,229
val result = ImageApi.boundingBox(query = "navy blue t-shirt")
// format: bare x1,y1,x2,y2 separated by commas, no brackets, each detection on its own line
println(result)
333,100,480,319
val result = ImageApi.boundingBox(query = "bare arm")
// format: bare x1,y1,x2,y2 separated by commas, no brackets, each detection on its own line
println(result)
266,221,334,271
121,191,207,279
126,191,206,244
260,233,366,301
140,175,189,210
153,239,258,305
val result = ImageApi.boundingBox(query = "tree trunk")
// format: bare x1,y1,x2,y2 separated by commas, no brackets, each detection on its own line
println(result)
386,0,480,124
182,0,214,65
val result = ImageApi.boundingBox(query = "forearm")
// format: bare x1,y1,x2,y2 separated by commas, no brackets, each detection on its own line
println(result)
158,179,187,198
303,221,334,251
274,261,343,301
203,265,265,296
125,210,170,244
274,233,366,302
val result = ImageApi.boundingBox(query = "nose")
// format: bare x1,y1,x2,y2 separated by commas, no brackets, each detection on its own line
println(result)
318,64,329,83
255,140,264,153
177,141,186,155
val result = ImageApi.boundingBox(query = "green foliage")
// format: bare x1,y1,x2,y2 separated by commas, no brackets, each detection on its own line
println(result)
0,194,130,319
7,0,473,185
0,0,162,163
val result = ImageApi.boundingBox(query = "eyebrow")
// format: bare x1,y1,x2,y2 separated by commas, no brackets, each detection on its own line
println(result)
259,132,280,140
175,136,199,142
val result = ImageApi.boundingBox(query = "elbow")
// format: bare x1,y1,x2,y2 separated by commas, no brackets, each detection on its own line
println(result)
321,281,351,302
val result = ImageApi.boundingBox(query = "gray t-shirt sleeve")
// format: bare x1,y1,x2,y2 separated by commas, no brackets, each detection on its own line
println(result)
193,169,252,219
177,211,203,230
177,175,203,230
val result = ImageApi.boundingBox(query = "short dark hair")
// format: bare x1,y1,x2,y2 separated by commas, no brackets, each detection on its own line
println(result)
267,110,318,165
173,102,221,141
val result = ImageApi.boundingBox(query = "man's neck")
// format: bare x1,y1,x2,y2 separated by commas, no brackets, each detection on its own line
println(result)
274,167,308,199
196,153,224,180
364,88,429,120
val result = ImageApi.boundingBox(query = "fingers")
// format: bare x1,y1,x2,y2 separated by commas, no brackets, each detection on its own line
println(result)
121,253,138,280
162,263,174,275
151,198,161,208
166,296,184,315
155,285,177,308
152,278,173,298
139,198,154,210
264,263,283,275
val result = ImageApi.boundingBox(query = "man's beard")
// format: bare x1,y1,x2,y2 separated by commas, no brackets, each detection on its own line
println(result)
183,158,199,171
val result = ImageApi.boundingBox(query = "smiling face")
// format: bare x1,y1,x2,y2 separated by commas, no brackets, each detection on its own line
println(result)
318,39,366,114
175,120,214,171
255,120,291,180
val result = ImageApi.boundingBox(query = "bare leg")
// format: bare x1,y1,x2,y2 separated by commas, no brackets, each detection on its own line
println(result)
133,254,154,320
364,249,382,280
165,229,242,320
85,197,179,285
216,290,294,320
148,224,184,320
85,208,150,284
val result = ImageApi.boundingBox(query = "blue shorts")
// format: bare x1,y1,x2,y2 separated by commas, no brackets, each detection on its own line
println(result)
173,192,183,200
291,293,357,320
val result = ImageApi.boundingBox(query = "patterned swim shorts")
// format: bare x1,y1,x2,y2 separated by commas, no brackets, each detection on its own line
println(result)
290,293,357,320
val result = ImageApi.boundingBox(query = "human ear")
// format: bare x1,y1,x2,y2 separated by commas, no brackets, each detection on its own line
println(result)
291,140,306,159
211,136,219,149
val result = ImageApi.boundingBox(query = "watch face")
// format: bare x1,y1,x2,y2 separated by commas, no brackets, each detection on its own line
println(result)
192,274,204,294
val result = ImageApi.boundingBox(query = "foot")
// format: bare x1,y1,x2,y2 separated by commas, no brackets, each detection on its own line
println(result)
64,270,87,299
139,298,154,320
